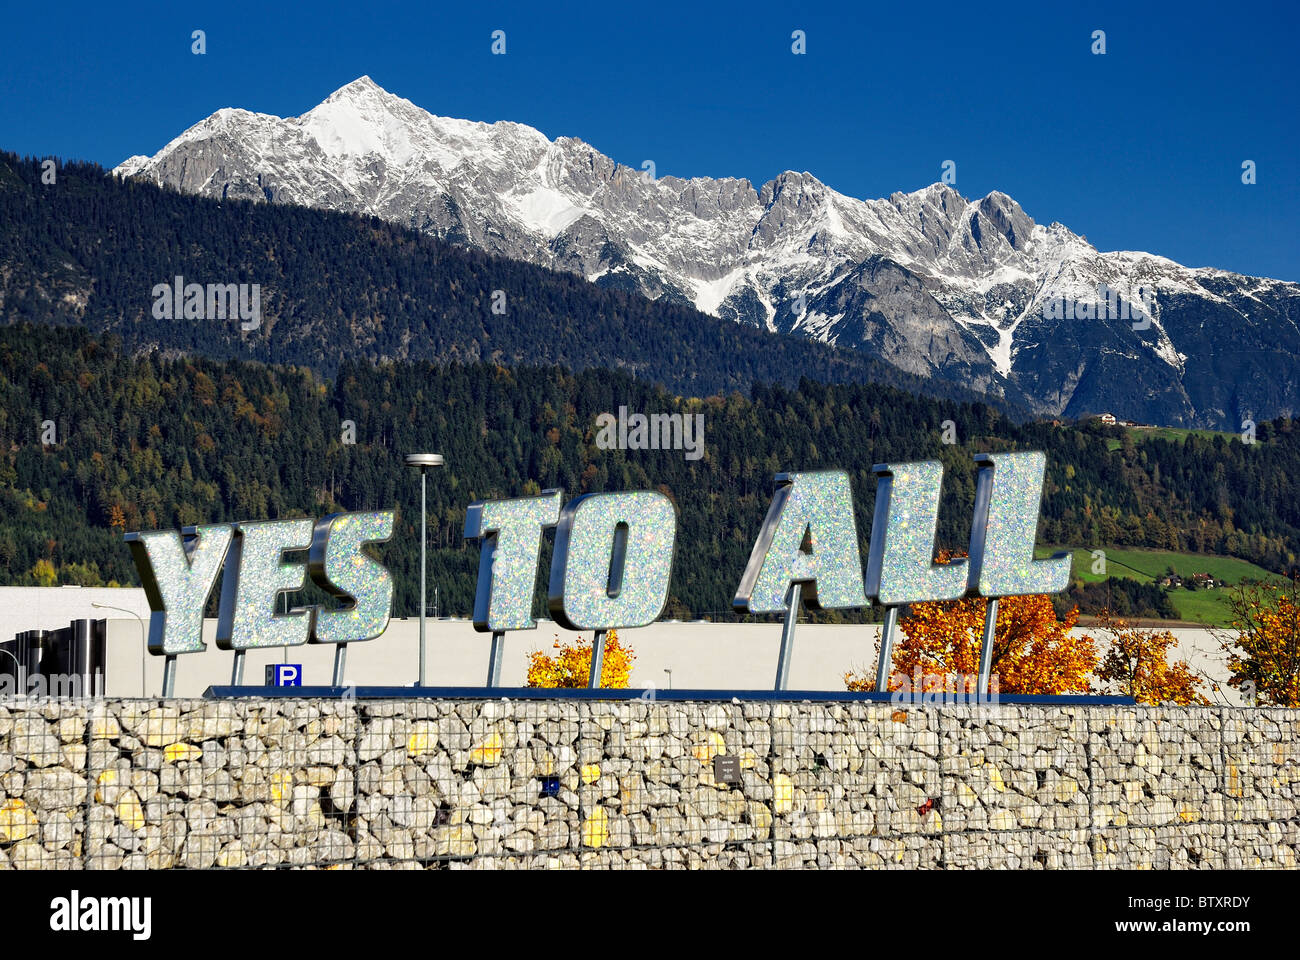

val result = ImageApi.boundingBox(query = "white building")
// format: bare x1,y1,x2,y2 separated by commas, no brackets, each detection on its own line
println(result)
1,587,1244,704
0,585,151,646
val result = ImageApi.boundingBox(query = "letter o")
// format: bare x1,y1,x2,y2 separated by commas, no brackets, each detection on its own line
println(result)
547,492,676,630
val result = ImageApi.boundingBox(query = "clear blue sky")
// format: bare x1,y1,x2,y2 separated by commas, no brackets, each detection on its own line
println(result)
2,0,1296,280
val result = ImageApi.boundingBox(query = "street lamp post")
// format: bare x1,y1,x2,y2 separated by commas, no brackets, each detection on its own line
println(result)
92,602,148,697
405,453,444,687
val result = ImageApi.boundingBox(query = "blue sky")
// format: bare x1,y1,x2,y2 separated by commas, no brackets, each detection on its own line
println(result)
2,0,1296,280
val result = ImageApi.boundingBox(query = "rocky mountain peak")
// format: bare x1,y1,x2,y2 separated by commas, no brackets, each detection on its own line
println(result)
112,79,1300,429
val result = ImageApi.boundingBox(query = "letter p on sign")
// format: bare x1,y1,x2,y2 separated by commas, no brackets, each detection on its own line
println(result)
267,664,303,686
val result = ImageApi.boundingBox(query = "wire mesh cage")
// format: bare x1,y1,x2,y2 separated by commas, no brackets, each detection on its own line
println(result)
1,696,1297,870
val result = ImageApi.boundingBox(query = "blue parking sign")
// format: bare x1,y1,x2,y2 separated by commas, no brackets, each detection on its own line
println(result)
265,664,302,686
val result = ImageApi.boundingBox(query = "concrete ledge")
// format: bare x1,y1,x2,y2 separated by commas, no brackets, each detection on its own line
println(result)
202,686,1138,705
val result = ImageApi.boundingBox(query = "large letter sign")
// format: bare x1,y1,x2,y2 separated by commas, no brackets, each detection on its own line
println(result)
964,451,1071,694
127,511,395,692
863,461,966,605
308,510,396,644
216,519,316,655
464,490,563,686
967,451,1071,596
734,451,1070,692
862,460,967,691
464,489,677,687
464,490,562,633
733,471,868,614
125,524,233,656
733,470,868,690
547,491,677,631
125,449,1071,697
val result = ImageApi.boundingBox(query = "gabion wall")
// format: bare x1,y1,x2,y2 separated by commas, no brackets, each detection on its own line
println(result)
0,699,1296,869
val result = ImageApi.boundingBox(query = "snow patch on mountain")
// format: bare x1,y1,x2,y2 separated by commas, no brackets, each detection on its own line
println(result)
114,76,1300,427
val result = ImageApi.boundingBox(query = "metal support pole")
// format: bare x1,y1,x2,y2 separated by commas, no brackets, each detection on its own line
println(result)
419,468,427,686
588,629,607,688
231,650,245,686
774,583,802,691
874,606,899,692
162,655,176,698
487,631,504,687
977,597,999,696
332,643,348,687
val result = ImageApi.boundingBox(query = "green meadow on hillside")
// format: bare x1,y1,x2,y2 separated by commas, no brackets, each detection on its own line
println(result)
1038,547,1281,626
1104,426,1241,451
1052,547,1276,585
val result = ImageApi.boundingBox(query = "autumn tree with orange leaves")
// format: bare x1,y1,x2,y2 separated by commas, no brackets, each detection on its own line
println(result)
1215,575,1300,706
1090,613,1209,705
526,630,635,688
846,592,1097,695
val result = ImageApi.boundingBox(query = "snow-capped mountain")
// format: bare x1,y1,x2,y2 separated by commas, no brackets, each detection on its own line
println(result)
116,76,1300,427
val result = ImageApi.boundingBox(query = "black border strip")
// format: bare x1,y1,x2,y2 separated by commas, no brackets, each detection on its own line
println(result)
202,685,1136,704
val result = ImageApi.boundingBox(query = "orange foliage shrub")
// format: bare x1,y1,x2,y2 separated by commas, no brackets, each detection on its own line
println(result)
846,592,1097,695
1089,613,1209,705
526,629,635,688
1217,577,1300,706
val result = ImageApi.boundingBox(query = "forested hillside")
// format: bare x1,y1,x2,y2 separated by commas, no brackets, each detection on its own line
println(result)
0,324,1293,619
0,152,1000,408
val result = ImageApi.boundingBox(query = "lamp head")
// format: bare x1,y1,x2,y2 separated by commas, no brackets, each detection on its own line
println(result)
405,453,445,469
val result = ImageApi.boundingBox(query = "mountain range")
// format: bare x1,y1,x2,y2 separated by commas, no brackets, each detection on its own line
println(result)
110,76,1300,428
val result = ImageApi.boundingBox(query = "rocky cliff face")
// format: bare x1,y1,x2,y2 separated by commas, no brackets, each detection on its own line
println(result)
117,77,1300,428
